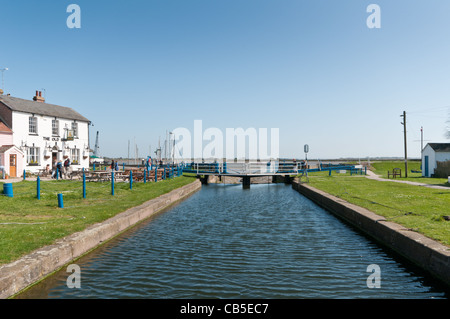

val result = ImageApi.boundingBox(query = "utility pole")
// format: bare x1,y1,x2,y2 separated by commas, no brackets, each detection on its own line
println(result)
420,126,423,154
401,111,408,178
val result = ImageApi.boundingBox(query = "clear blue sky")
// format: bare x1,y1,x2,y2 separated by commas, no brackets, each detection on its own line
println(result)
2,0,450,159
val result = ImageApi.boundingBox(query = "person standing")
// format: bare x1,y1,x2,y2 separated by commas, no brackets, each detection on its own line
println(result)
56,160,63,179
52,160,57,179
64,158,72,179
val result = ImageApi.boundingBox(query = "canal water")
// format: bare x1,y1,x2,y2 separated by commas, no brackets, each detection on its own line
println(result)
18,183,449,299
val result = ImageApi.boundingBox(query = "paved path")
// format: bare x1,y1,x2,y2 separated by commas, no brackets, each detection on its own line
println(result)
365,170,450,190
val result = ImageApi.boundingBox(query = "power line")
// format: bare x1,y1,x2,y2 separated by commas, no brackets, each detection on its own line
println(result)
408,105,450,114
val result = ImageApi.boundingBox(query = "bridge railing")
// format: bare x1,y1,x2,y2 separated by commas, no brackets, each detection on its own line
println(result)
181,161,358,175
182,163,221,174
182,161,306,175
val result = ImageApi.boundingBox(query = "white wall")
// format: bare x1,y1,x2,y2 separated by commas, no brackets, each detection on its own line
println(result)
422,145,436,177
422,145,450,177
11,112,90,173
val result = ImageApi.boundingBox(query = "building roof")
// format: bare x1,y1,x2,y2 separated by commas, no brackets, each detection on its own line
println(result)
0,121,12,133
0,95,90,123
0,145,22,154
427,143,450,153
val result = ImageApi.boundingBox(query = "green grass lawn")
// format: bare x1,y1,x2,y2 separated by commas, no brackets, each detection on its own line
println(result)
303,173,450,247
0,176,196,265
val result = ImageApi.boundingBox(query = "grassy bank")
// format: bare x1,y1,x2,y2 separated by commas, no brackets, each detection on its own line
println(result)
303,172,450,247
0,176,196,265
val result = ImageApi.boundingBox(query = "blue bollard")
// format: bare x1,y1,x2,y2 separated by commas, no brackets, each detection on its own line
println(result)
155,168,158,182
23,169,26,181
56,166,59,181
83,172,86,199
130,171,133,190
123,163,125,171
144,169,147,184
163,168,166,180
3,183,13,198
93,163,96,171
111,171,115,196
37,176,40,200
58,193,64,208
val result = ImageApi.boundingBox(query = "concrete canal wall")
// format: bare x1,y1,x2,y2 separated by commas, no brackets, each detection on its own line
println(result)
292,180,450,287
0,179,202,299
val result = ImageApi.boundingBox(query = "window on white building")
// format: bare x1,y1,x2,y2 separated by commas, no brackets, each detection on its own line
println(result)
71,148,80,165
52,119,59,136
27,147,40,165
72,122,78,138
29,117,38,134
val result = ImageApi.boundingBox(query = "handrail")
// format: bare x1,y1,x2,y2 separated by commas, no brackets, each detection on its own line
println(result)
182,161,357,175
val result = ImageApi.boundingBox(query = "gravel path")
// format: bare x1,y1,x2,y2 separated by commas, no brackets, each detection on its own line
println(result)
365,170,450,190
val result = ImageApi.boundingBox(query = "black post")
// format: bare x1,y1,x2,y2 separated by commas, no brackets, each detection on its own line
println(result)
243,176,251,189
401,111,408,178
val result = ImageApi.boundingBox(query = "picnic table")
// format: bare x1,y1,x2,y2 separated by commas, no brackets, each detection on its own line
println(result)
85,170,131,182
38,168,51,177
66,168,84,180
85,171,110,182
80,169,168,183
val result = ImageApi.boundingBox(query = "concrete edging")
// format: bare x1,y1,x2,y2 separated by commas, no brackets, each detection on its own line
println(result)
0,179,202,299
292,180,450,287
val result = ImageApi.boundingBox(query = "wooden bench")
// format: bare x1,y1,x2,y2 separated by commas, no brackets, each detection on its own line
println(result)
388,168,401,178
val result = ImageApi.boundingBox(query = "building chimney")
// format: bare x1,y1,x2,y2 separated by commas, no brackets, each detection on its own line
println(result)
33,90,45,103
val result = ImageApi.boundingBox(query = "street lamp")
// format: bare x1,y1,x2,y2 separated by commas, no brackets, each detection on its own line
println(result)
1,68,8,92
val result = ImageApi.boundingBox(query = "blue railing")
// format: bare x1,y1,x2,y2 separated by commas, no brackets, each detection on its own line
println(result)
181,162,360,176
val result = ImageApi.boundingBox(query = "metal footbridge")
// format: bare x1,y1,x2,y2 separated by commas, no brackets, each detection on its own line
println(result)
182,161,361,187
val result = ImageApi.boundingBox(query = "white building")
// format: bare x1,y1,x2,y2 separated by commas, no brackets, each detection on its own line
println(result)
421,143,450,178
0,90,91,175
